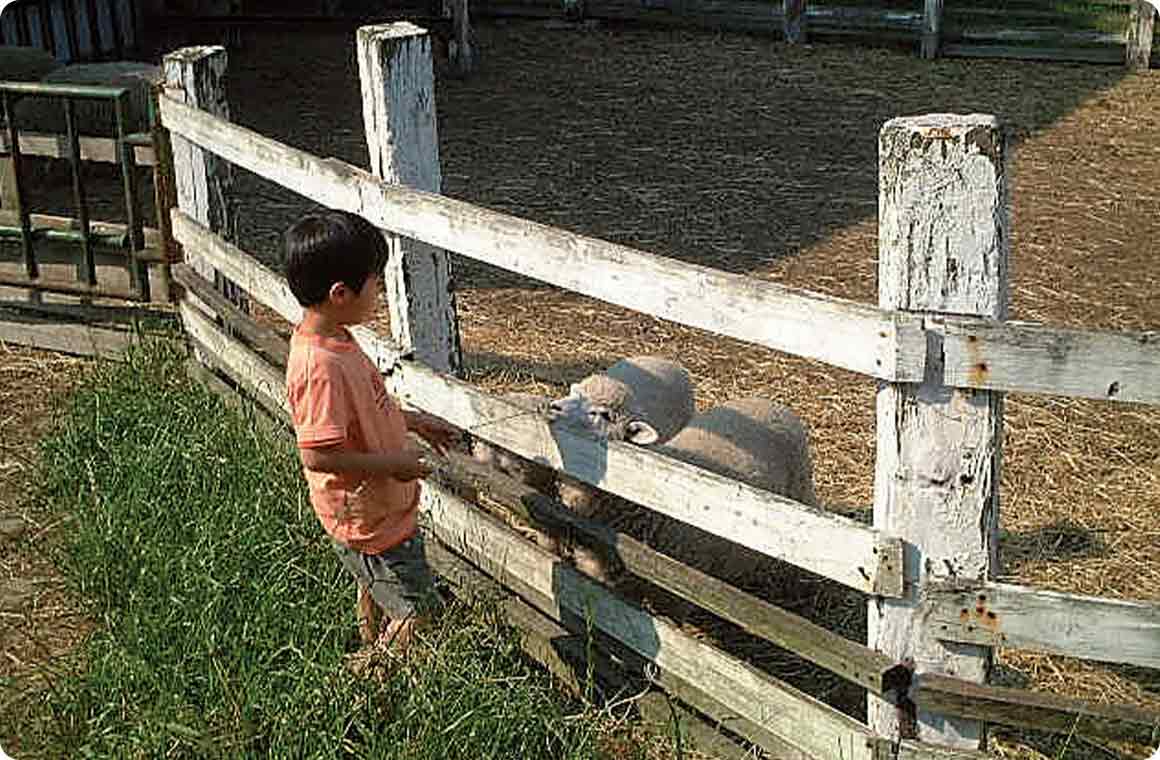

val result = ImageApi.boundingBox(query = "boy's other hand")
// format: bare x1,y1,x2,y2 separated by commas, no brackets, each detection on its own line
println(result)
408,412,460,457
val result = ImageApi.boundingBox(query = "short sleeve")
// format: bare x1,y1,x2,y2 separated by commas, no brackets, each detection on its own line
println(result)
288,360,350,449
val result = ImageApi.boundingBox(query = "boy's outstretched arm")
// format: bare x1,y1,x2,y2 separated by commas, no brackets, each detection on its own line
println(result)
301,444,432,482
403,411,460,456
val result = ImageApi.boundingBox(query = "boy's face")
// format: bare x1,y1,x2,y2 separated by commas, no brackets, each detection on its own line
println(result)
329,273,383,325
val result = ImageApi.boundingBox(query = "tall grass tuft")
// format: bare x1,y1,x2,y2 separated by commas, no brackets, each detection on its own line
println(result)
13,339,611,759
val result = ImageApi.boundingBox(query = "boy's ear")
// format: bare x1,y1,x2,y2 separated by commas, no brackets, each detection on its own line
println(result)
328,281,351,303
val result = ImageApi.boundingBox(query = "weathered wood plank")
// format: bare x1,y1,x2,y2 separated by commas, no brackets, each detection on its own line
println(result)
871,115,1009,750
0,299,175,328
938,317,1160,406
163,46,244,310
0,130,155,165
423,479,887,760
391,358,904,596
941,44,1126,64
157,91,927,383
913,673,1160,744
0,211,163,250
0,271,143,300
926,582,1160,671
1126,0,1156,71
437,448,902,696
171,263,289,367
150,80,180,304
357,22,462,376
176,296,290,421
448,0,478,74
949,27,1127,45
170,209,302,324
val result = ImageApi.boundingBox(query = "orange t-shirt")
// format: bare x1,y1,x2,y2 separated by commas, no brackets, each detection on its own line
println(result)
286,325,418,554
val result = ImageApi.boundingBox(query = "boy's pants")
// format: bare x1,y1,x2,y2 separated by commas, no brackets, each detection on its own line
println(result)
332,533,442,619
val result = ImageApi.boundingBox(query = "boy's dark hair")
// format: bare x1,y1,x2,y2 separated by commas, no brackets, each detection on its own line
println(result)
284,210,390,307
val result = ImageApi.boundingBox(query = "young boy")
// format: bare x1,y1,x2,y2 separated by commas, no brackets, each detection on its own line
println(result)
283,209,458,655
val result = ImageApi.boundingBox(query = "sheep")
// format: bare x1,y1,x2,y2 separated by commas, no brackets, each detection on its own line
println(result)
472,358,696,578
548,355,695,447
639,397,818,594
13,62,161,138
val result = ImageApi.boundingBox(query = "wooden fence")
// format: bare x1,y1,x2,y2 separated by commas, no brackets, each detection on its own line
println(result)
473,0,1157,70
153,25,1160,759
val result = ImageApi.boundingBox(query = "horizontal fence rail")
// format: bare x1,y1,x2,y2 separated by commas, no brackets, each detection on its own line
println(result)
0,130,156,166
159,93,1160,408
926,582,1160,671
158,92,928,383
935,316,1160,406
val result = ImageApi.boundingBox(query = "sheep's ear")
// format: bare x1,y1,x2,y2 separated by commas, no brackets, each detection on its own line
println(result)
625,420,660,446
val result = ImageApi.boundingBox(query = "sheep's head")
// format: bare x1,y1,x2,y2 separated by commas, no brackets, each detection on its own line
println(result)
547,378,661,445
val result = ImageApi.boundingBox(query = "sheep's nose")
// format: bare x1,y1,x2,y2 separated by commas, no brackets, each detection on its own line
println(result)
547,401,564,419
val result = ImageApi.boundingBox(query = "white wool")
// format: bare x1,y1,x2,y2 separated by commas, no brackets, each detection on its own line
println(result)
549,355,695,445
643,397,818,588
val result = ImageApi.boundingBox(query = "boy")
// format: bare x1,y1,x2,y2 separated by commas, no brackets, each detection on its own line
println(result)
283,209,458,655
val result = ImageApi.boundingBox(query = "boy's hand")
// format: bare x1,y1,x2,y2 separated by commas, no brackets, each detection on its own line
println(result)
407,412,460,457
394,448,435,482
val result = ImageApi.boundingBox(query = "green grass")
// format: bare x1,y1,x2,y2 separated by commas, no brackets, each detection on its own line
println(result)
4,339,627,760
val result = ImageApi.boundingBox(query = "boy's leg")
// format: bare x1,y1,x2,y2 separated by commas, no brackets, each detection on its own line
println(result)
356,584,380,645
333,534,442,654
377,615,420,652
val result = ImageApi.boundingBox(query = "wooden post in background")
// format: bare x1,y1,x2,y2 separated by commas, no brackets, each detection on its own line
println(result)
449,0,478,76
1126,1,1155,72
783,0,806,44
871,114,1009,750
357,23,462,377
922,0,943,59
162,46,246,311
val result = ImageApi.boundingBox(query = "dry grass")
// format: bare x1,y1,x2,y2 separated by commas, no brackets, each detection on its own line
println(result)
0,343,91,747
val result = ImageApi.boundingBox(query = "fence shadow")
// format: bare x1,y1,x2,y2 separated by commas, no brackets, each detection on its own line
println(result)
999,520,1107,576
123,20,1135,280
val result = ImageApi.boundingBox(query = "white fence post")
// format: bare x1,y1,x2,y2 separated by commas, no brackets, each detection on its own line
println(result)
870,114,1009,749
162,46,245,311
1126,1,1155,72
357,22,462,377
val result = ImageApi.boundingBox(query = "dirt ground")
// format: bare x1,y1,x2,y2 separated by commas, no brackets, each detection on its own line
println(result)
3,16,1159,758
